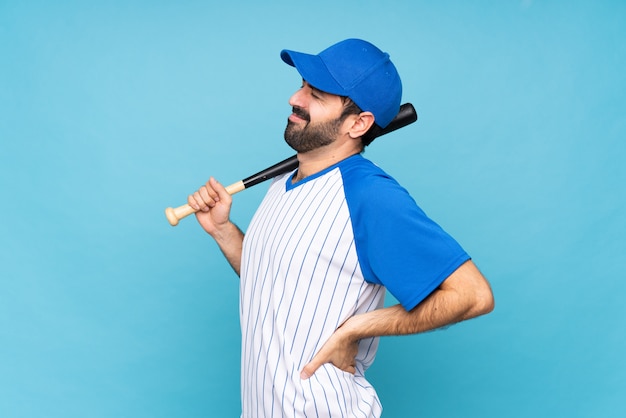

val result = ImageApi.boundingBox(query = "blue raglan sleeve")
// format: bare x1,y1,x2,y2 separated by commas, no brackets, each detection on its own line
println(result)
343,160,470,311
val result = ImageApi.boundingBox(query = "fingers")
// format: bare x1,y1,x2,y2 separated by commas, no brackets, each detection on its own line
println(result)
300,325,360,380
300,360,320,380
300,339,358,380
188,177,222,212
209,177,232,205
300,358,356,380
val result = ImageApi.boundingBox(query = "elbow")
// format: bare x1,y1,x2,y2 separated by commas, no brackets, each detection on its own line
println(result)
473,282,495,317
460,278,494,320
480,289,495,315
444,261,495,320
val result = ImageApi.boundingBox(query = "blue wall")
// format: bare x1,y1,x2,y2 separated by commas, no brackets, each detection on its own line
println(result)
1,1,624,417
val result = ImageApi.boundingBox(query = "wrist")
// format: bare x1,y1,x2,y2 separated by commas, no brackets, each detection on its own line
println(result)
339,314,365,342
210,220,236,240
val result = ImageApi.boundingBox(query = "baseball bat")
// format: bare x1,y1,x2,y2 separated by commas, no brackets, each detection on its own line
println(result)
165,103,418,226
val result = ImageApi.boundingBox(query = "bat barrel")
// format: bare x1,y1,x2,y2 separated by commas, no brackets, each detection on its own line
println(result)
362,103,417,145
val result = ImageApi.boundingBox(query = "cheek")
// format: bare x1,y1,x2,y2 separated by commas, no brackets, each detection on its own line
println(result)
309,102,344,124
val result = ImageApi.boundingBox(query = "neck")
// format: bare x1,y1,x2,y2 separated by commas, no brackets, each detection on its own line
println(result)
294,140,361,182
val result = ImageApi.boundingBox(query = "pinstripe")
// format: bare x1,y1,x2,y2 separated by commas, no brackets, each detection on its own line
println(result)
250,186,310,414
274,174,340,415
242,182,304,414
240,168,384,418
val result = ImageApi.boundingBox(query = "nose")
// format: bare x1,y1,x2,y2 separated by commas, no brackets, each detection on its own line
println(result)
288,87,307,108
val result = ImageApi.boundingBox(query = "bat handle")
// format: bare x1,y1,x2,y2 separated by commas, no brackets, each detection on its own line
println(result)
164,180,245,226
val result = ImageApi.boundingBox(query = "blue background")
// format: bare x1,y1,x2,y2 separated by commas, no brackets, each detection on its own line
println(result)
1,1,624,417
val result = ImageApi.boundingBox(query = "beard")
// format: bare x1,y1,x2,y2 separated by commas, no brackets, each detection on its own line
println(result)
284,107,343,153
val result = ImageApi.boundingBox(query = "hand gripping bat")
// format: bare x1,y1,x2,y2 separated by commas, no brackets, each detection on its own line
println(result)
165,103,418,226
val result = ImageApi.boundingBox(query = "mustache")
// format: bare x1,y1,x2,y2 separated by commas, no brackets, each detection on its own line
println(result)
291,106,310,121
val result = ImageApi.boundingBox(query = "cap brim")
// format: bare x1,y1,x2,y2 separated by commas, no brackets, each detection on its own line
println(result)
280,49,346,96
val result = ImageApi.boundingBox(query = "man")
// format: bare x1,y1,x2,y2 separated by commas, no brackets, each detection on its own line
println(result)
188,39,494,417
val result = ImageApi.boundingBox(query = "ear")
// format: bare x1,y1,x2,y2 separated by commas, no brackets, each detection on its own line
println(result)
347,112,375,139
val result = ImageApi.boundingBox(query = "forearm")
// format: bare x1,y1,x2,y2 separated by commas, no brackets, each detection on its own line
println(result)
300,262,493,379
345,290,476,339
300,285,486,379
343,261,494,339
210,221,244,276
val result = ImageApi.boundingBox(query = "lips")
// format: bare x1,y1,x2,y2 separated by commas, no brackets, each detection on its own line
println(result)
289,113,306,123
290,107,310,122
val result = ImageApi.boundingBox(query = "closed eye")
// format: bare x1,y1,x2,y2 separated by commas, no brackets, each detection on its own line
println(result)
303,80,326,100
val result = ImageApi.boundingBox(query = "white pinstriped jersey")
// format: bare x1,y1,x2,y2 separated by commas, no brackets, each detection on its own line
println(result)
239,155,469,417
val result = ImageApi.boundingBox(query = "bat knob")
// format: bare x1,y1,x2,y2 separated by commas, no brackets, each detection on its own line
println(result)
165,203,198,226
165,207,180,226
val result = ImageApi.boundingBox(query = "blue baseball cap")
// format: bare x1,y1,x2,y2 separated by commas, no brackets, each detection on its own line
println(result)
280,38,402,128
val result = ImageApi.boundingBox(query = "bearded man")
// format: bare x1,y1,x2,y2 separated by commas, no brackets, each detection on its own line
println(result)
188,38,494,418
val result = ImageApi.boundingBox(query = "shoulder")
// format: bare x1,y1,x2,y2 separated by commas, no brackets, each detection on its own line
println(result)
338,154,422,214
337,154,388,179
339,155,403,191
